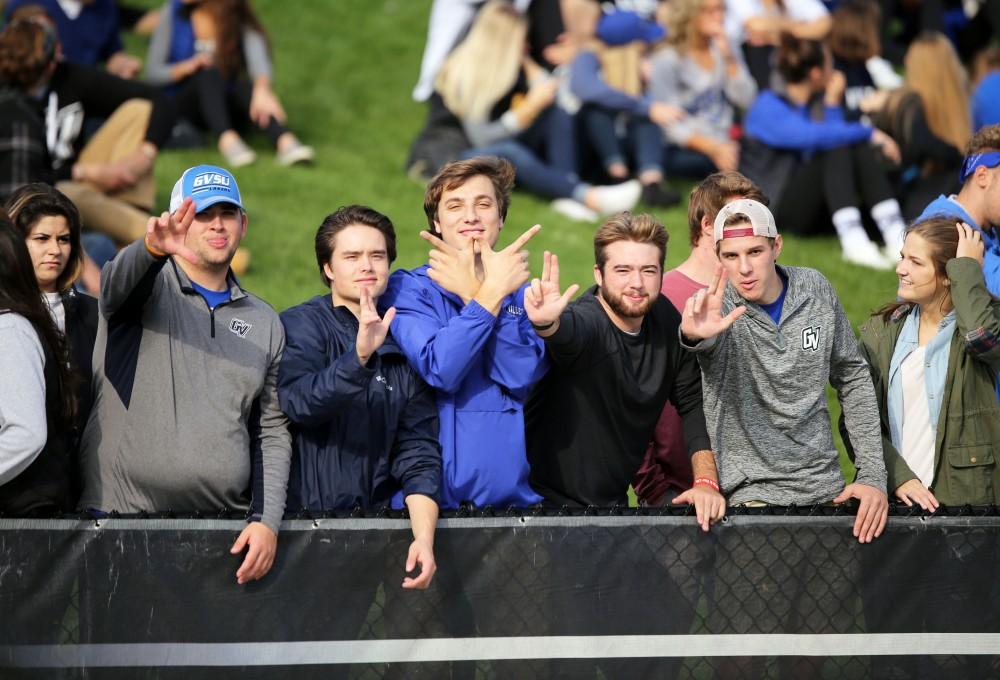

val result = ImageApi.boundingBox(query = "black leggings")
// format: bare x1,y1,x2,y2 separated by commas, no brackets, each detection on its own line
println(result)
173,67,287,144
774,144,895,236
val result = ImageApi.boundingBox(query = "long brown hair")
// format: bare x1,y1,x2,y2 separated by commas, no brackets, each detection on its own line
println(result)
875,216,959,322
828,0,881,62
191,0,269,80
891,32,971,153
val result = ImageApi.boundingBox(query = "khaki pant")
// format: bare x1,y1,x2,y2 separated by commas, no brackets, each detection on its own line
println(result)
57,99,155,243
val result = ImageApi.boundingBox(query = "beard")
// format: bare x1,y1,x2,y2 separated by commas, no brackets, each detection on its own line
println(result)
600,282,654,320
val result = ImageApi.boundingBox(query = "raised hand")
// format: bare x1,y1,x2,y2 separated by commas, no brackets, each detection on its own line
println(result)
421,230,480,303
145,196,199,264
478,224,542,303
356,287,395,366
525,250,579,331
956,222,985,266
679,264,746,341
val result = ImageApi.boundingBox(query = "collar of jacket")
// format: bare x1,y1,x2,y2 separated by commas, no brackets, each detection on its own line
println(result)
169,257,247,303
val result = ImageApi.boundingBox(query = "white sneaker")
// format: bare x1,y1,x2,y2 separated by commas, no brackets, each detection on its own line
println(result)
842,239,893,270
276,140,315,167
219,137,256,168
590,179,641,216
551,198,598,222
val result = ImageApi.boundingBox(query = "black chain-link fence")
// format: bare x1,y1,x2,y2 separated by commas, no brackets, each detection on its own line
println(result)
2,508,999,679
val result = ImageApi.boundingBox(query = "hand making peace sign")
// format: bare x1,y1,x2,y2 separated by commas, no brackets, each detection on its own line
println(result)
144,196,200,265
679,264,747,341
356,287,396,366
524,250,579,333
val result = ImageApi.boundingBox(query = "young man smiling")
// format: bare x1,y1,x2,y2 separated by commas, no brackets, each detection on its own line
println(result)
523,211,724,528
679,198,888,542
380,156,546,509
277,205,440,590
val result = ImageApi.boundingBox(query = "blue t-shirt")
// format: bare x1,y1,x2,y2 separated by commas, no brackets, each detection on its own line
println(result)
190,281,231,310
759,270,788,324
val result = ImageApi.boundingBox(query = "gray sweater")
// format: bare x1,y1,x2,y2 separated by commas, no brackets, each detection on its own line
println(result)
0,313,46,486
682,265,886,505
144,2,272,86
79,240,291,531
647,43,756,146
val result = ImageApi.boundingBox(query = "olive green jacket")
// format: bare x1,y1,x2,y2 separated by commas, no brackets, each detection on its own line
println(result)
850,258,1000,505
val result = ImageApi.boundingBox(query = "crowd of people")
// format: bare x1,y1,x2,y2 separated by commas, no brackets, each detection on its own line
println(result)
0,0,998,645
409,0,1000,271
1,144,998,583
0,0,314,292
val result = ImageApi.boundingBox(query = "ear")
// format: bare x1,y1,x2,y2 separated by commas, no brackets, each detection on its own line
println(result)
701,215,713,240
593,263,603,287
240,212,248,238
323,262,335,285
772,234,783,260
431,218,441,235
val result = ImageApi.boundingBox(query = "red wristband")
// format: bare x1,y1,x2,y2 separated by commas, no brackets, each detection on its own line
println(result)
693,477,720,492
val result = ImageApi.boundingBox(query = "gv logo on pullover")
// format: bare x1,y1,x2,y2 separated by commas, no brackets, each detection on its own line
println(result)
802,326,821,351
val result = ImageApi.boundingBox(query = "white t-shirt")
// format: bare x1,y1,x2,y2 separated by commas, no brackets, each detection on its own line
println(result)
900,347,936,487
43,292,65,334
725,0,829,44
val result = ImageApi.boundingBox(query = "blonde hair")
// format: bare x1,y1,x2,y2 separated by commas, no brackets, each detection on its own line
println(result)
435,1,527,122
902,32,971,152
665,0,708,52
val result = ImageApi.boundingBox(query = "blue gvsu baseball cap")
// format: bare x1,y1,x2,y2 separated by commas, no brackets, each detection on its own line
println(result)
169,165,244,214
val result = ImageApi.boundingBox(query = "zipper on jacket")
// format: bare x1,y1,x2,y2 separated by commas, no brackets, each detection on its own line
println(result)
210,307,216,338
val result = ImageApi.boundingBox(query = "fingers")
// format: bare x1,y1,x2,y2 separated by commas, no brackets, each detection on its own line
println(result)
382,306,397,328
707,263,724,297
419,230,454,254
236,544,263,584
721,305,747,328
558,283,580,306
854,500,876,542
528,278,543,306
402,542,436,590
549,252,561,287
507,224,541,252
541,251,551,283
230,530,248,555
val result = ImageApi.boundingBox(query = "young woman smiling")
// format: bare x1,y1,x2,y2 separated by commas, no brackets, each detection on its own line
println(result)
855,216,1000,508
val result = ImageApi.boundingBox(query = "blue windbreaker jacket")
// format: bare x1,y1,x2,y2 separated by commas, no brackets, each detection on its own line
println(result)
277,296,441,511
380,266,547,508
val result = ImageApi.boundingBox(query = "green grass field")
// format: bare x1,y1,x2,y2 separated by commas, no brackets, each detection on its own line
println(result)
125,0,902,478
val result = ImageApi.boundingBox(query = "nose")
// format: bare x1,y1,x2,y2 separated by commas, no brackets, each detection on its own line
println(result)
739,255,753,275
359,255,374,272
463,202,479,224
896,260,905,276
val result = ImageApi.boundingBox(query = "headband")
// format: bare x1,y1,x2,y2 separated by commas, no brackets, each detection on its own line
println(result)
959,150,1000,184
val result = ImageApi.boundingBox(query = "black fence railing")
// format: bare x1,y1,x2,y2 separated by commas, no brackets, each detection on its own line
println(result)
2,511,999,679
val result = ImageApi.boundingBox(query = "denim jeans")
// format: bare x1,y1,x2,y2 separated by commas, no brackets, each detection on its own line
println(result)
462,106,582,199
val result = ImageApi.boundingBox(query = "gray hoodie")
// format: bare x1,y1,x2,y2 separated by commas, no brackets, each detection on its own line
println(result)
682,265,886,505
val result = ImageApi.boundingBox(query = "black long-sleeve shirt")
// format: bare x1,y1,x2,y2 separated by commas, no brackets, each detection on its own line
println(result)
525,287,711,507
46,61,177,179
